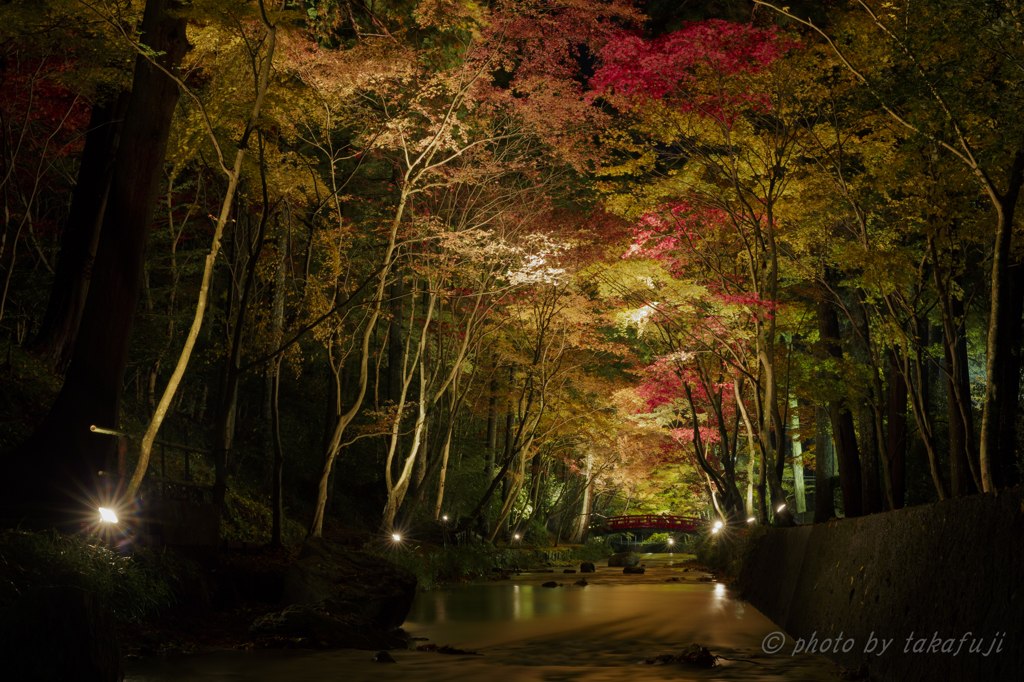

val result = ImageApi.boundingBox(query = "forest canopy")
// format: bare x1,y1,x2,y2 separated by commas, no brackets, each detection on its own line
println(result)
1,0,1021,543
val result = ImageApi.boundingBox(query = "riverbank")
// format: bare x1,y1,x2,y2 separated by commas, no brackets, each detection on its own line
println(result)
739,487,1024,682
386,536,615,589
115,536,615,657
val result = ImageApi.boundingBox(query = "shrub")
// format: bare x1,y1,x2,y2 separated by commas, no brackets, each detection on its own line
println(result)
0,528,200,621
373,536,615,589
693,525,766,578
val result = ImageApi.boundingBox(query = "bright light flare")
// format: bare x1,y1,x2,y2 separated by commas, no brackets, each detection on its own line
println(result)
513,534,521,540
391,533,401,542
747,517,756,523
442,515,448,521
713,520,723,530
777,504,787,513
98,507,118,523
711,527,719,535
667,538,674,545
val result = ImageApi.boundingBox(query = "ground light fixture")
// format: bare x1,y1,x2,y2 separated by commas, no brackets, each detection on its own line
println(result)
514,534,520,540
668,538,674,545
747,517,756,523
777,503,787,513
98,507,118,523
442,515,448,521
713,520,723,530
392,533,401,542
711,527,719,534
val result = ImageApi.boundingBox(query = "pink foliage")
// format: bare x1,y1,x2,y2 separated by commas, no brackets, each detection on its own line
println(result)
635,360,684,410
590,20,796,123
669,426,721,445
623,201,730,275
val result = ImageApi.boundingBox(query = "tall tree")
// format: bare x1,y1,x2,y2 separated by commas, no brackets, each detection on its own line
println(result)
2,0,189,519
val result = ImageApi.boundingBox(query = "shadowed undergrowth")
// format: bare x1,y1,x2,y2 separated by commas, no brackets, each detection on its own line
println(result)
0,528,202,621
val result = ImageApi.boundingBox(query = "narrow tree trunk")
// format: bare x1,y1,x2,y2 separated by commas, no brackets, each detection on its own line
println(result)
746,453,755,518
483,375,497,535
886,348,907,509
499,409,514,536
212,190,271,507
270,357,285,547
388,278,405,405
433,419,455,520
789,401,806,519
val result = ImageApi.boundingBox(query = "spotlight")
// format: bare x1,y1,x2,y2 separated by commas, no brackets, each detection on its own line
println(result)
392,533,401,542
513,533,520,540
98,507,118,524
668,538,674,545
442,515,448,521
713,520,723,530
747,517,755,523
777,504,787,513
711,527,719,534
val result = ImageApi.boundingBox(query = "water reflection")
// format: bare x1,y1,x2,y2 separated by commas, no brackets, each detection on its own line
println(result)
412,583,615,623
413,561,744,628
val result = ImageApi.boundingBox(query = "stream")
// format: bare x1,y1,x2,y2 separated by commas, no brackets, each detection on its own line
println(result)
126,553,841,681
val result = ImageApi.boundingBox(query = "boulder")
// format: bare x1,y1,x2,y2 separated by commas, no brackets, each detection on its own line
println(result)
250,604,406,649
563,569,577,574
623,566,646,574
607,551,639,567
580,562,596,573
282,538,417,632
0,586,123,682
541,581,559,588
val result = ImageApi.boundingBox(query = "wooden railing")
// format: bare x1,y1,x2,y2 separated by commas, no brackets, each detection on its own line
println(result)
601,514,703,532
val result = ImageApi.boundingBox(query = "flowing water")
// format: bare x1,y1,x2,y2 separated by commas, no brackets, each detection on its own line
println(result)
126,553,840,681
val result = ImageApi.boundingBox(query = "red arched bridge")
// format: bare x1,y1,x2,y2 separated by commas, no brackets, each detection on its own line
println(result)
597,514,703,534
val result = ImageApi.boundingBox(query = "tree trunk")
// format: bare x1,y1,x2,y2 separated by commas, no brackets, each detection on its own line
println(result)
499,409,513,536
940,294,974,497
849,294,881,514
28,93,130,373
270,357,285,547
1,0,189,518
269,220,287,545
789,402,806,519
483,375,497,535
570,454,593,543
979,153,1024,493
212,193,270,507
388,278,405,405
886,348,907,509
816,290,863,517
814,406,837,522
996,253,1024,489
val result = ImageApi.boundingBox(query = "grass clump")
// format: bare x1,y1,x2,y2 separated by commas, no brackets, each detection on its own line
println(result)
0,528,201,621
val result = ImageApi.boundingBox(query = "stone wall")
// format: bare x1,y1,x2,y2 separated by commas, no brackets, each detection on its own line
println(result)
739,487,1023,681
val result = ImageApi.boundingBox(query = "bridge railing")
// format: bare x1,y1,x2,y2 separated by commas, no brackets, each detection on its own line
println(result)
601,514,704,532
